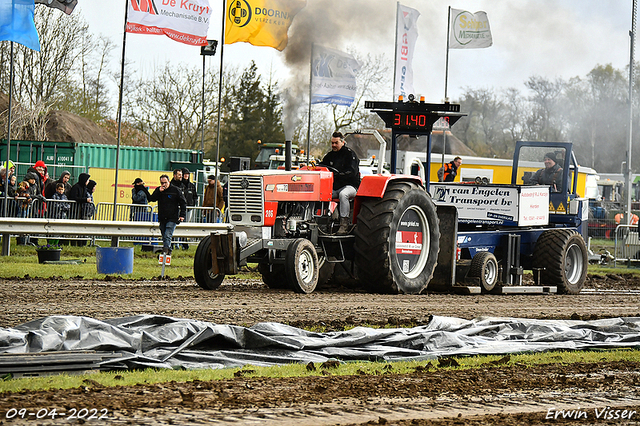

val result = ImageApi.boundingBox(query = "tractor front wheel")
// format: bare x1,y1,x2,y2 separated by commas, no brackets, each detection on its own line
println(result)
285,239,319,294
193,235,225,290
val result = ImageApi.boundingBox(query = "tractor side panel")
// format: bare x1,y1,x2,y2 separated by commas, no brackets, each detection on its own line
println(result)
354,175,424,221
264,201,278,227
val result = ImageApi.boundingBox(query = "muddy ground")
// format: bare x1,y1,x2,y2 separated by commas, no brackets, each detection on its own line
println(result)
2,273,640,425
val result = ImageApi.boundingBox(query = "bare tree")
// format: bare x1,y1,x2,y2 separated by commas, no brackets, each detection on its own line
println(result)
524,76,566,142
0,8,88,109
563,64,629,171
124,62,231,151
56,34,115,121
0,7,103,140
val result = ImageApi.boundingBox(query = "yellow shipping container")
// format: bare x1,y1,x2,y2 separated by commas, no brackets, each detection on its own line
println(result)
87,168,171,206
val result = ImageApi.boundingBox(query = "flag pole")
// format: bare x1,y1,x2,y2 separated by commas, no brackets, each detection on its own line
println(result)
201,53,206,154
213,0,227,221
306,43,313,164
111,1,129,247
392,1,399,101
441,6,451,167
111,0,129,242
1,42,15,255
3,42,14,219
625,0,637,225
444,6,451,102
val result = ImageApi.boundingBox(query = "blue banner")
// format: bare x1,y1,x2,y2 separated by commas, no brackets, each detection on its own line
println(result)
310,45,359,106
0,0,41,51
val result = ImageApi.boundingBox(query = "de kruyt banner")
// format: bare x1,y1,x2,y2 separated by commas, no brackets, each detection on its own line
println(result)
126,0,212,46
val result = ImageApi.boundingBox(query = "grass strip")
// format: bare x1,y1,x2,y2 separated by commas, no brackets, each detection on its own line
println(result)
1,349,639,394
0,240,260,280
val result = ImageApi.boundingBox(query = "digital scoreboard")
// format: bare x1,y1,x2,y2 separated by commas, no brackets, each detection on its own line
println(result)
364,100,465,132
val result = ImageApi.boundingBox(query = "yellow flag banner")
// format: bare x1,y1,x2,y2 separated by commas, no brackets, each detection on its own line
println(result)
225,0,306,51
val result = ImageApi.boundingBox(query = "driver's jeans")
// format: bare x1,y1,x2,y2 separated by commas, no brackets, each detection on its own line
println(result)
333,185,357,218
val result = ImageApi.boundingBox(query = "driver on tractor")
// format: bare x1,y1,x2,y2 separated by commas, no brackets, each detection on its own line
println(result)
319,131,360,234
531,151,563,192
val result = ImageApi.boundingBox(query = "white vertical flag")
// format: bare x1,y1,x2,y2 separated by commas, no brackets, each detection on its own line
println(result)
449,9,492,49
310,45,360,106
394,3,420,100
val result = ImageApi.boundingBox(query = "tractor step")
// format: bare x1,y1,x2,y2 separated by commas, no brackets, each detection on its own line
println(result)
318,235,355,263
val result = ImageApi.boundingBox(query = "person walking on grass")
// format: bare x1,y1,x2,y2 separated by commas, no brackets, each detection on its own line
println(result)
147,174,186,255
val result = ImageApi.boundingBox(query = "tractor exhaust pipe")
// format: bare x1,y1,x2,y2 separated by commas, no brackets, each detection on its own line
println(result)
285,140,292,171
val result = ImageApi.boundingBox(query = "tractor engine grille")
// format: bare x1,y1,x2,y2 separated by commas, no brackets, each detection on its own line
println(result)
228,175,264,225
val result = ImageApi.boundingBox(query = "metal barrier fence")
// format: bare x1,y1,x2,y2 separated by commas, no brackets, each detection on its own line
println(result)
0,198,226,246
588,218,631,240
93,203,223,223
0,197,93,220
90,203,223,246
94,203,152,221
2,198,225,223
614,224,640,266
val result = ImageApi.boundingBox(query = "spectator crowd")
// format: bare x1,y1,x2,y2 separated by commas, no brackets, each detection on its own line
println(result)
1,162,226,226
0,161,97,221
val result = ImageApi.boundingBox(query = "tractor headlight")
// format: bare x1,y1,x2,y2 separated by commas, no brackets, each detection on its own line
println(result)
236,231,248,248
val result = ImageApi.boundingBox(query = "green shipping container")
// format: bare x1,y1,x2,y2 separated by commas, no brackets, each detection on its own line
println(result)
0,139,76,179
1,140,201,181
74,143,198,171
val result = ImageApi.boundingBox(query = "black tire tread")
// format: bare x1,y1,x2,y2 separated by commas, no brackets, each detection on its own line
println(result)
468,251,499,293
533,229,587,294
258,263,287,289
354,181,439,294
193,235,225,290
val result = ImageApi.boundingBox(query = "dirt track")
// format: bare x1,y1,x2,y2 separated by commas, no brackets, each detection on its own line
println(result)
2,274,640,328
2,275,640,425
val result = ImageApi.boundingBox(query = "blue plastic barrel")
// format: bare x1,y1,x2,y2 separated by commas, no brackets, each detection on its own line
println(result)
96,247,134,274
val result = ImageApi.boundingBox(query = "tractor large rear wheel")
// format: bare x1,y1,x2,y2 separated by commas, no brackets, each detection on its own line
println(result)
533,229,587,294
194,235,225,290
354,181,439,294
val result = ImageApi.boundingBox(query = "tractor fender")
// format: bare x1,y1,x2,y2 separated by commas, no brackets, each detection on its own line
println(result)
354,174,425,222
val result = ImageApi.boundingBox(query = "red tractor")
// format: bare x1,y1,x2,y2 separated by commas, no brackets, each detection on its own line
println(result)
194,100,464,294
193,162,445,294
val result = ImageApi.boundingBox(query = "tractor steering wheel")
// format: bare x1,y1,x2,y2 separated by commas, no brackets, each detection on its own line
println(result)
324,165,339,174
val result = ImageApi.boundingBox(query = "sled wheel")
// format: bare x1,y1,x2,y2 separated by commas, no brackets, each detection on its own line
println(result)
533,229,588,294
354,180,439,294
193,235,225,290
285,239,319,294
468,252,500,293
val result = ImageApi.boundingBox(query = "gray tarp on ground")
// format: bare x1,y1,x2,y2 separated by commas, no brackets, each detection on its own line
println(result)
1,315,639,370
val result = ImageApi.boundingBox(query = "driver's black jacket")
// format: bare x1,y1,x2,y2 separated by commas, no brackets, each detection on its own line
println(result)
319,145,360,190
531,164,563,190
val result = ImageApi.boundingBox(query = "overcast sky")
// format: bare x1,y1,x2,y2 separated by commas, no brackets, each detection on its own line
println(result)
79,1,635,103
